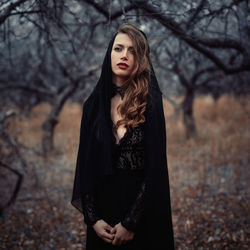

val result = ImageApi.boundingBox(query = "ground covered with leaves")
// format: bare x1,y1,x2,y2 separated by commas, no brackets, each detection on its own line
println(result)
0,95,249,249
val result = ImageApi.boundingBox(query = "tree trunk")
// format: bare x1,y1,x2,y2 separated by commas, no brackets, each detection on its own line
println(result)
42,84,78,157
182,88,196,139
42,114,58,157
0,162,23,215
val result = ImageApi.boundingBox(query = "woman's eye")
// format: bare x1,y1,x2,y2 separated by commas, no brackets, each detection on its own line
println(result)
129,49,135,54
114,47,121,51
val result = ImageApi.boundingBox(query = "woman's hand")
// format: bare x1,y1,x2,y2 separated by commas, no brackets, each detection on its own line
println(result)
92,219,115,243
110,222,135,246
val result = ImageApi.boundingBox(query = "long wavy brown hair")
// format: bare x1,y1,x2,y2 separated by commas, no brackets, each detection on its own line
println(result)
112,23,151,134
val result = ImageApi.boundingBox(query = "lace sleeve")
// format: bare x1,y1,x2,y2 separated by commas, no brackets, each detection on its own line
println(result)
121,181,146,232
81,192,100,227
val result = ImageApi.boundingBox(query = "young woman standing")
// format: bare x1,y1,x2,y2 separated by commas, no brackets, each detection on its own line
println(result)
71,23,175,250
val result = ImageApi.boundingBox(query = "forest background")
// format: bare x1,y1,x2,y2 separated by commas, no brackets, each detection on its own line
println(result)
0,0,249,249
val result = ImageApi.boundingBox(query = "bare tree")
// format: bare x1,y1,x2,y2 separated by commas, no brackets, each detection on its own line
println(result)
154,37,221,138
41,44,100,156
128,0,250,74
1,0,249,150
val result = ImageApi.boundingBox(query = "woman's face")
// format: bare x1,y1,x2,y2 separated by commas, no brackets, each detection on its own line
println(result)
111,33,135,85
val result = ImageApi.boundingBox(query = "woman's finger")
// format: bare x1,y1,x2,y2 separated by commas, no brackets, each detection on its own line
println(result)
102,237,113,244
112,236,118,246
113,237,124,246
104,224,112,232
110,227,116,234
101,232,114,244
102,231,115,240
118,239,123,246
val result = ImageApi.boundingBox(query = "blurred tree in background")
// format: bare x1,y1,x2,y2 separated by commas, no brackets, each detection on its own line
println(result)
0,1,249,249
1,0,249,147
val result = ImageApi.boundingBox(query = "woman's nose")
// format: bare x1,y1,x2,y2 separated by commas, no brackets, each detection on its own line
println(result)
121,49,128,59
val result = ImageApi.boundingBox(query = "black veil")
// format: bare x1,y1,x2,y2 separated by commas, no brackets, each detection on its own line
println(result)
71,32,175,249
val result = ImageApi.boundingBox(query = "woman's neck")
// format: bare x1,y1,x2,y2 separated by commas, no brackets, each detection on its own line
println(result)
112,75,127,87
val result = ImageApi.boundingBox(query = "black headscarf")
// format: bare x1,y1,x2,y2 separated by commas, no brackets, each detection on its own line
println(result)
71,32,175,249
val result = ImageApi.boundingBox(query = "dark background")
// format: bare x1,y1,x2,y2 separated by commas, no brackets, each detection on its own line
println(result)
0,0,249,249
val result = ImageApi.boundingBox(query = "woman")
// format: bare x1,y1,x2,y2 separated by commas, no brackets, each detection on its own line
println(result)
71,23,175,250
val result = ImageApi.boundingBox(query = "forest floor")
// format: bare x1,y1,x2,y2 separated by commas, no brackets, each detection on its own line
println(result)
0,94,249,249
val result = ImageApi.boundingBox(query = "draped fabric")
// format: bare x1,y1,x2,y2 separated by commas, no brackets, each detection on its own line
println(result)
82,123,146,232
71,32,175,250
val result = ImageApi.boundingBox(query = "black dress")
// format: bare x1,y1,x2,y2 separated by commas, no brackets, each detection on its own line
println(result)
81,123,148,250
72,34,175,249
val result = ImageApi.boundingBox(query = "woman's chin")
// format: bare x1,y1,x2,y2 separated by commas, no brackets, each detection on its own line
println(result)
113,73,130,83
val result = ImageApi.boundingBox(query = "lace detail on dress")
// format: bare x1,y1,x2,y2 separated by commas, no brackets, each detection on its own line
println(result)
121,181,146,232
81,192,100,226
112,125,145,170
81,124,146,229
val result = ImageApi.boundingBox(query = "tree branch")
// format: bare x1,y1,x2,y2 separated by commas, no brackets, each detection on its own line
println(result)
186,0,207,29
132,0,250,74
0,161,23,210
83,0,137,21
0,0,28,25
0,85,55,97
191,66,219,84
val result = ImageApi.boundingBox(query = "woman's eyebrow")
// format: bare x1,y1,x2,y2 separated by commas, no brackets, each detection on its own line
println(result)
115,43,134,49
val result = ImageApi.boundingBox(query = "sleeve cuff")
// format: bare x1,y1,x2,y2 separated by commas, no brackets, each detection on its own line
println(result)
84,216,100,227
121,220,136,232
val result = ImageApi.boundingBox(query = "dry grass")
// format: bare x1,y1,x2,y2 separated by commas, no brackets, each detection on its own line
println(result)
1,94,249,249
165,95,250,249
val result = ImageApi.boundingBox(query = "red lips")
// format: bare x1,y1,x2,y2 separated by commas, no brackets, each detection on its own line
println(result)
117,62,129,69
